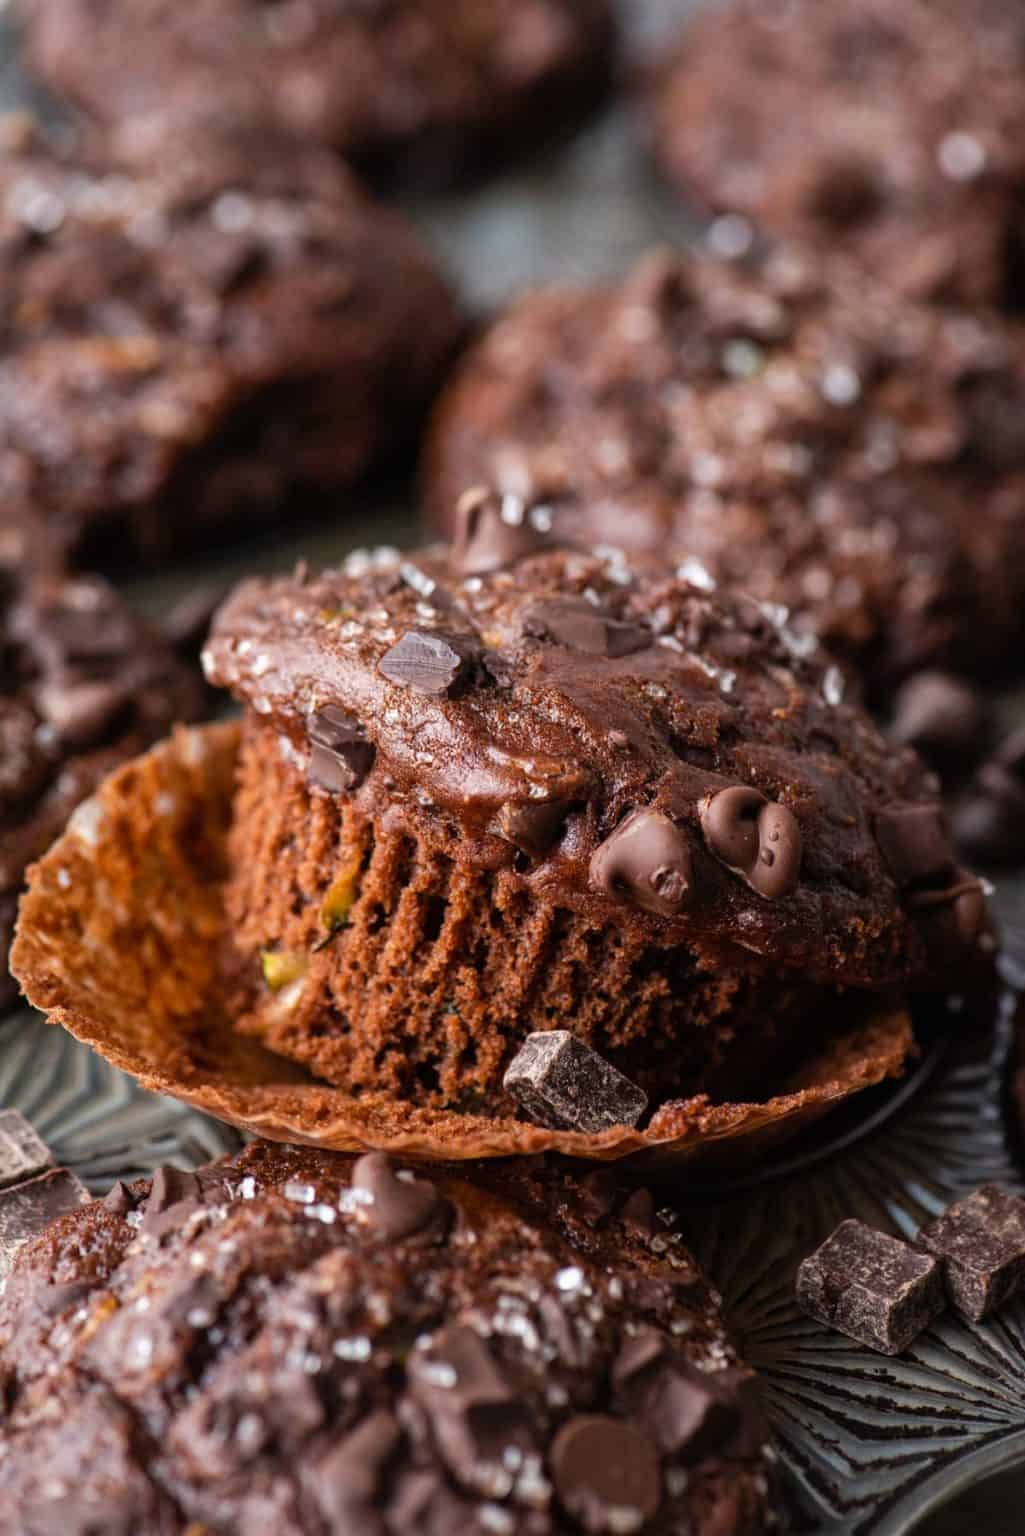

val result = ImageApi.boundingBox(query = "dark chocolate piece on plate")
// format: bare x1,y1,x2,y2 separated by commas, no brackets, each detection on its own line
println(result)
916,1185,1025,1322
0,1168,90,1278
503,1031,648,1134
0,1110,54,1189
796,1219,945,1355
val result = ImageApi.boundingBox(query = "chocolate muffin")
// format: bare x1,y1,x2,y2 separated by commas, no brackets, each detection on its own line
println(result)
646,0,1025,310
202,536,988,1119
0,1141,774,1534
425,245,1025,693
0,557,205,1011
0,117,460,566
18,0,616,189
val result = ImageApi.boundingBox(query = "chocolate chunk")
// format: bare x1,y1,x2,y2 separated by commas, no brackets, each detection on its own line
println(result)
916,1185,1025,1321
522,598,652,658
407,1325,535,1493
796,1219,945,1355
101,1181,135,1215
141,1166,202,1236
0,1168,90,1278
351,1152,445,1242
452,487,554,576
613,1328,740,1460
907,869,988,946
875,804,955,887
890,671,991,768
700,786,802,899
0,1111,54,1189
550,1414,661,1533
307,705,375,794
590,809,691,916
378,630,480,697
496,798,570,857
305,1410,401,1534
503,1031,648,1134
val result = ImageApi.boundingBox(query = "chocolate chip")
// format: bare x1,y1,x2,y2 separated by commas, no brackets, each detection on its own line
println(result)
700,786,802,899
0,1169,90,1279
496,798,569,857
452,487,553,576
305,1410,401,1534
503,1031,648,1134
889,671,991,768
101,1180,135,1215
141,1166,202,1237
590,809,691,917
307,705,375,793
0,1111,54,1190
907,869,988,944
916,1185,1025,1321
351,1152,445,1242
613,1329,740,1460
550,1414,661,1533
378,629,480,696
408,1325,536,1493
796,1219,945,1355
521,598,652,658
875,803,956,887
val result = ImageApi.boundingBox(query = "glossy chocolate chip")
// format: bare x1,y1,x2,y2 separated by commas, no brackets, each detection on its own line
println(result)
350,1152,445,1243
378,629,480,696
307,705,375,794
452,487,553,576
700,786,801,899
522,598,652,658
496,798,569,857
408,1325,536,1493
590,809,691,916
141,1167,204,1238
503,1031,648,1134
874,804,955,887
889,671,991,768
550,1414,661,1533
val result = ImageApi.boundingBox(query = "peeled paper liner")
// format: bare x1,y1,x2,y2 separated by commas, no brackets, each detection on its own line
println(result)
12,724,914,1170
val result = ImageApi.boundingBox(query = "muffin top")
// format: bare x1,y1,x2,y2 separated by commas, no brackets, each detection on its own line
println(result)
0,1142,771,1535
648,0,1025,309
425,245,1025,690
205,537,987,991
0,117,459,556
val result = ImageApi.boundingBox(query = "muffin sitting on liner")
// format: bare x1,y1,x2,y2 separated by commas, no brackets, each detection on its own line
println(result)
203,515,989,1124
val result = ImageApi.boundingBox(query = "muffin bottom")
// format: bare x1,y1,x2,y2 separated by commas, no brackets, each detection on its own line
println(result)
225,719,841,1113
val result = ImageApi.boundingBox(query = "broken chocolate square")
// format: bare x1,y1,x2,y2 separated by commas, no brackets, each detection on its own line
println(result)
796,1219,945,1355
0,1109,54,1189
916,1184,1025,1321
502,1031,648,1134
0,1167,90,1278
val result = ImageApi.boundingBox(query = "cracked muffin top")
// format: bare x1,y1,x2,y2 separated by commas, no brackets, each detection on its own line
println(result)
205,535,989,991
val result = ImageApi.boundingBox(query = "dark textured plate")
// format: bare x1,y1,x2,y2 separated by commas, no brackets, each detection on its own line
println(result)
3,3,1025,1530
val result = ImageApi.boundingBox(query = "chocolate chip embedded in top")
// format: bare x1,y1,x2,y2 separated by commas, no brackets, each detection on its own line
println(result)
305,1409,402,1534
378,629,480,697
916,1184,1025,1321
307,705,375,794
875,804,955,887
350,1151,445,1242
452,487,553,576
496,798,570,857
550,1414,661,1534
503,1031,648,1135
700,786,802,900
521,598,652,658
590,808,691,917
907,868,988,945
613,1328,741,1461
101,1180,135,1216
407,1325,536,1493
796,1219,945,1355
889,671,991,768
141,1166,203,1237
